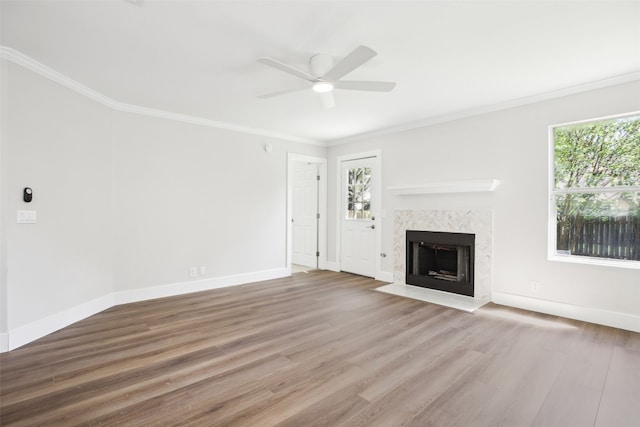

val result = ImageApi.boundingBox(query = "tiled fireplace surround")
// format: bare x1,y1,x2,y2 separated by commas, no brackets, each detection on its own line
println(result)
393,209,493,302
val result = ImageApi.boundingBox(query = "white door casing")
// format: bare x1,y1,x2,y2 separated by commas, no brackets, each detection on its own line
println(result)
291,161,318,268
339,154,380,278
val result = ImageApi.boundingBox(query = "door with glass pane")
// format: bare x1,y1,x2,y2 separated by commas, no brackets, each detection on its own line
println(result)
340,158,377,277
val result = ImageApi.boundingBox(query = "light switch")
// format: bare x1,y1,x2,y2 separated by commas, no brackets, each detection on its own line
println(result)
17,210,37,224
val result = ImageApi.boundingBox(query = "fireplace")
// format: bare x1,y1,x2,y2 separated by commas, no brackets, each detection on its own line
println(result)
406,230,475,297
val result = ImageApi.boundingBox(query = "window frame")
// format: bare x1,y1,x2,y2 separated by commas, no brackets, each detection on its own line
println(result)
548,111,640,269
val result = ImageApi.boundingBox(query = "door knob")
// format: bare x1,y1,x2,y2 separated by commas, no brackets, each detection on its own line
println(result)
368,224,375,229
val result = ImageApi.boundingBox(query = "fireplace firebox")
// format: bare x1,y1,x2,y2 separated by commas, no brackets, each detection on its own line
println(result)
406,230,475,297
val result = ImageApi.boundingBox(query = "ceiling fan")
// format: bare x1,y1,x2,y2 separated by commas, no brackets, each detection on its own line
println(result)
257,45,396,108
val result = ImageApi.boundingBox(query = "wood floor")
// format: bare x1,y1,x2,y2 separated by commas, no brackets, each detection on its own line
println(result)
1,270,639,426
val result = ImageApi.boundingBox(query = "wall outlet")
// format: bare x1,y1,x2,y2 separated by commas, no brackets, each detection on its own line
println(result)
199,266,206,276
189,267,197,278
530,281,541,294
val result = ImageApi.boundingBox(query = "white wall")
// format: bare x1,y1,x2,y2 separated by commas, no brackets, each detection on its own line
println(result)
2,60,114,333
111,111,324,294
0,59,326,350
1,57,9,341
328,80,640,330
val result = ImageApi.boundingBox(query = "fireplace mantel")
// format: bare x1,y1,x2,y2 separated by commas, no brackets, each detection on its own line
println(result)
388,179,500,195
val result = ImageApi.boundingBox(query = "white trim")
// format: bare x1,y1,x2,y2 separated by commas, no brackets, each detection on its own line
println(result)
114,267,288,305
388,179,500,195
112,103,320,146
286,153,328,271
328,73,640,146
1,268,289,352
549,254,640,270
0,46,117,108
0,333,9,353
335,150,383,278
6,293,115,351
324,261,340,272
376,270,394,283
0,46,320,146
493,291,640,333
549,110,640,129
548,124,557,262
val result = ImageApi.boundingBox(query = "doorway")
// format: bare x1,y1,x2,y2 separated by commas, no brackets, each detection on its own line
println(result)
337,151,381,278
292,161,319,268
287,154,327,273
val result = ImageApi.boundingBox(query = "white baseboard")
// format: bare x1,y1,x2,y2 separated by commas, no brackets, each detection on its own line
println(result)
324,261,340,272
6,293,115,351
1,267,290,353
322,263,392,282
114,267,289,305
492,291,640,333
0,333,9,353
376,271,394,283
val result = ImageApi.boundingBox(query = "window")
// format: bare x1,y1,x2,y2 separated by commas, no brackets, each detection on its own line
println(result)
550,112,640,266
346,166,371,219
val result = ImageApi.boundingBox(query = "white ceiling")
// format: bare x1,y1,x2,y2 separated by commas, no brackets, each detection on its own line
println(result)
1,1,639,144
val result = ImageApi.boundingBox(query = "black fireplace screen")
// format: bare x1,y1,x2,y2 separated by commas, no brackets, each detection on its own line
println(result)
406,230,475,297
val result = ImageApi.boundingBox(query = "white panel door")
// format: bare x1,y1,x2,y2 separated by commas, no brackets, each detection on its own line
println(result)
340,158,377,277
292,162,319,268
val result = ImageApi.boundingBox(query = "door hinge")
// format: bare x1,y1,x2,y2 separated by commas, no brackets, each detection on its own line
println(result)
317,175,320,181
316,251,320,257
316,213,320,219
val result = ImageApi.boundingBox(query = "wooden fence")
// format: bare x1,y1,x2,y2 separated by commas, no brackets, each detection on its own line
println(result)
557,214,640,261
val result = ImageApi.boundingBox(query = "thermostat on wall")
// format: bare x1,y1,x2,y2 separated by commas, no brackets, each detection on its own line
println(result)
23,187,33,202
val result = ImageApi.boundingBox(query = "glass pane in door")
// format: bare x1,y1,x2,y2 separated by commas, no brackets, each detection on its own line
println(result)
346,167,372,219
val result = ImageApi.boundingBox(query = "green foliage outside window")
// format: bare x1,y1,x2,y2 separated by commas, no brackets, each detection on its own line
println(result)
553,114,640,261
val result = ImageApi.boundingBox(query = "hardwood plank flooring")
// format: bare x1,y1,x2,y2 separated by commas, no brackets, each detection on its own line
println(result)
1,270,639,426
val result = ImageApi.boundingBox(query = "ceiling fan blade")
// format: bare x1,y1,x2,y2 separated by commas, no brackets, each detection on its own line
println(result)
319,91,335,109
323,45,377,82
257,57,316,82
334,80,396,92
258,85,309,99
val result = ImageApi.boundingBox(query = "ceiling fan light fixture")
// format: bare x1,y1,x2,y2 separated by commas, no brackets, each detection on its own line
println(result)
257,46,396,106
312,81,334,93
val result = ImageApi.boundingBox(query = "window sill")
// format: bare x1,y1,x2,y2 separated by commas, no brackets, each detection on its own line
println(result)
549,253,640,269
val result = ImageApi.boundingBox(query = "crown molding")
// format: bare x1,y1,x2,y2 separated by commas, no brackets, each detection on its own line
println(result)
3,45,637,148
0,46,321,146
327,71,640,146
112,102,323,145
0,46,118,108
